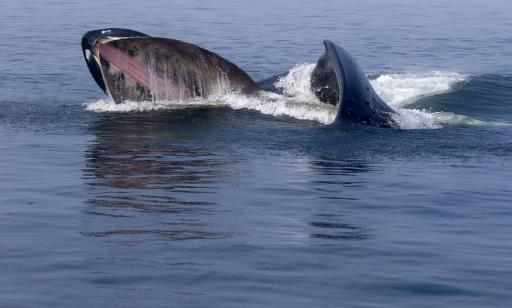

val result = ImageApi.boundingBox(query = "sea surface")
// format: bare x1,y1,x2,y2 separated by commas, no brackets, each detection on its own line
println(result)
1,0,512,307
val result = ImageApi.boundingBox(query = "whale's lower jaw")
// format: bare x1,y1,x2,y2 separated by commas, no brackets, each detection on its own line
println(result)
311,40,397,128
81,28,259,103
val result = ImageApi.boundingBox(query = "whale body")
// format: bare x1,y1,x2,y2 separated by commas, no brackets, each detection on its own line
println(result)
81,28,396,127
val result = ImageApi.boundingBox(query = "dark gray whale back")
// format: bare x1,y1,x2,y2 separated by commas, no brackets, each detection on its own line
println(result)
311,40,397,127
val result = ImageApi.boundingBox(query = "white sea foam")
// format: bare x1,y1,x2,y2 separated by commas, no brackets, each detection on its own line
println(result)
217,91,337,124
85,98,217,112
370,71,468,108
85,64,481,129
273,63,319,101
392,109,482,129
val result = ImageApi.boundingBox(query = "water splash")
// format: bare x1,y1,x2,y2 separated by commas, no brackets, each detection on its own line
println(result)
273,63,318,101
85,64,502,129
216,91,336,124
86,98,216,112
370,71,469,108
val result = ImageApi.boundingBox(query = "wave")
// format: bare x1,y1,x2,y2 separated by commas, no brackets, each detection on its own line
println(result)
85,64,504,129
370,71,469,109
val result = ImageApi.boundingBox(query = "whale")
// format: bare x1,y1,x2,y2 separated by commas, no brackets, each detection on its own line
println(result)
81,29,396,127
81,28,259,103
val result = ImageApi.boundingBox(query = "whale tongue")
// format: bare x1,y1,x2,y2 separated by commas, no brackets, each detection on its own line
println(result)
95,40,191,102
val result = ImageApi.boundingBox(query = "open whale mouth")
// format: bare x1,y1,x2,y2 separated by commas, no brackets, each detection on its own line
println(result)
81,28,259,104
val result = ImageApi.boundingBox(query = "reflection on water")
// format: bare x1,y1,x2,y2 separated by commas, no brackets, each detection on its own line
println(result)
81,112,377,245
310,156,372,176
310,156,369,199
308,215,371,241
305,155,374,241
82,111,239,241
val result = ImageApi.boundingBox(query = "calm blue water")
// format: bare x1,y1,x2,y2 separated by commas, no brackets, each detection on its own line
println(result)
1,0,512,307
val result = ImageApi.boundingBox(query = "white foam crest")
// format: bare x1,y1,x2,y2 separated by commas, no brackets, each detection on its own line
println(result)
394,109,482,129
370,71,469,108
274,63,319,102
394,109,510,129
215,91,336,124
364,71,477,129
85,98,217,112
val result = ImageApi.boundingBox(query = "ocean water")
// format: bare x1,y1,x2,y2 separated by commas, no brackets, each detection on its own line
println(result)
1,0,512,307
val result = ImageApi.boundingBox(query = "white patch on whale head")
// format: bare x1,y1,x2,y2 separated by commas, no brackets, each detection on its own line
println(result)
84,49,91,61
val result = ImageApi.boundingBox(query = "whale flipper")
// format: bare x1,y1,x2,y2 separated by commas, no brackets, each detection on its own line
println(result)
81,28,259,103
311,40,397,127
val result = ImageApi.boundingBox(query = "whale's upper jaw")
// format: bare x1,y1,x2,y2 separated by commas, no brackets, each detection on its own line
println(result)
81,28,149,94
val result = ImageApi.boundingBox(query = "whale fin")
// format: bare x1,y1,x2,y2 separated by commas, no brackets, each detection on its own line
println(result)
311,40,397,127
